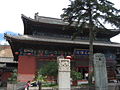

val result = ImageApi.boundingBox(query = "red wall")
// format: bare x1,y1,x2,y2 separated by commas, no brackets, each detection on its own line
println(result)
18,56,37,82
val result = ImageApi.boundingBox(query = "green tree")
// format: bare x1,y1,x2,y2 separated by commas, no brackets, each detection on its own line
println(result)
71,70,83,81
8,69,18,84
61,0,120,85
39,62,58,79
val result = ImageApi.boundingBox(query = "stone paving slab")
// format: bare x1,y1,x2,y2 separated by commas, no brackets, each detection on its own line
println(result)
29,83,120,90
0,83,120,90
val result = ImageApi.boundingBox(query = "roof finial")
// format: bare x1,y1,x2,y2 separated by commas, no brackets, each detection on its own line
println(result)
34,12,39,20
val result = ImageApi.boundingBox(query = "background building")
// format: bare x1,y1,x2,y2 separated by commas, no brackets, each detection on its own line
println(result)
0,45,17,84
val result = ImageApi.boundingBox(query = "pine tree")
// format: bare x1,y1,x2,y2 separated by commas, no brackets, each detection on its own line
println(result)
61,0,120,85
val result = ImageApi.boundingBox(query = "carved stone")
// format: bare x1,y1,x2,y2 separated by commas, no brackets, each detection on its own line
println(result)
57,56,71,90
94,53,108,90
58,59,70,72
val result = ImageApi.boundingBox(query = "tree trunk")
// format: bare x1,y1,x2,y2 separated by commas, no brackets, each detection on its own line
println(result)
88,0,94,87
88,27,94,86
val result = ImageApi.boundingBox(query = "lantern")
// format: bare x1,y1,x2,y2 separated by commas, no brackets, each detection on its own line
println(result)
66,56,72,60
27,53,32,55
15,52,19,55
40,53,44,56
50,54,54,57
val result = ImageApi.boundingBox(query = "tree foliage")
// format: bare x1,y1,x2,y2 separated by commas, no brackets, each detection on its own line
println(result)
61,0,120,85
61,0,120,30
39,62,58,77
71,70,83,81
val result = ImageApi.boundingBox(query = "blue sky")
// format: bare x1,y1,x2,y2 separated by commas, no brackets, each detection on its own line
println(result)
0,0,120,44
0,31,17,45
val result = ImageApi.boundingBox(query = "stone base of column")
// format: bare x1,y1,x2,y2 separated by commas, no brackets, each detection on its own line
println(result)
59,88,71,90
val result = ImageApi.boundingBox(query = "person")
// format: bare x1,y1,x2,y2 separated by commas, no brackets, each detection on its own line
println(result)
24,81,31,90
31,80,37,87
85,72,88,80
37,81,42,90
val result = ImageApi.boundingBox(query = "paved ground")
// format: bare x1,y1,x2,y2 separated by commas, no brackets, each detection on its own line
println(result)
29,83,119,90
30,87,53,90
29,83,120,90
0,87,6,90
0,83,120,90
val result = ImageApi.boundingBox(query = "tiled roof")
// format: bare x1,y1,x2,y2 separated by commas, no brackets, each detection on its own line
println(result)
0,45,13,57
5,34,120,48
21,14,69,26
21,14,120,38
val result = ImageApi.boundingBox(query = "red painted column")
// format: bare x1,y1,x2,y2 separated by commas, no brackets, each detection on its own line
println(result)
18,56,37,82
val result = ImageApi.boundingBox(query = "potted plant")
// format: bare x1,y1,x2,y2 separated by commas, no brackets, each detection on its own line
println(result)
71,70,83,86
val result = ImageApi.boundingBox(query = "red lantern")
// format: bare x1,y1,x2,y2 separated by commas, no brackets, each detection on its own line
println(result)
66,56,72,60
27,53,32,55
50,54,54,57
15,52,19,55
40,53,44,56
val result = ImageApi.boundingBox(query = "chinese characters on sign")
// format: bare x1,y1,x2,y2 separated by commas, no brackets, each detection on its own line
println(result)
74,49,89,55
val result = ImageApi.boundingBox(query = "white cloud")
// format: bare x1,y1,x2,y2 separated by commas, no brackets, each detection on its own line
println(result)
111,34,120,43
0,40,9,45
0,0,70,34
111,0,120,9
